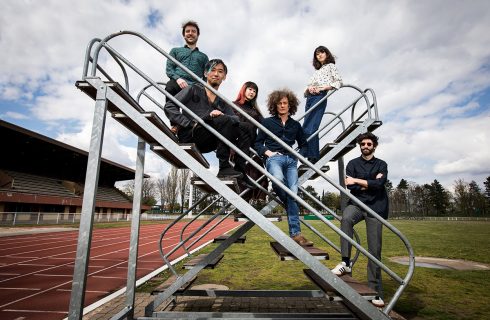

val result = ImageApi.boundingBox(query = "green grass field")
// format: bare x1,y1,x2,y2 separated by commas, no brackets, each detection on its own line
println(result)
142,220,490,320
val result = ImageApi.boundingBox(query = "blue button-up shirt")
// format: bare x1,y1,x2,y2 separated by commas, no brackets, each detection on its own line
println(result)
254,115,307,158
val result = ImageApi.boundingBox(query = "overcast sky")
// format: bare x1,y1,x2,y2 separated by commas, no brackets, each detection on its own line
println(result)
1,0,489,193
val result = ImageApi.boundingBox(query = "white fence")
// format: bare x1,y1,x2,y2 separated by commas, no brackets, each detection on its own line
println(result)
390,216,490,221
0,211,177,226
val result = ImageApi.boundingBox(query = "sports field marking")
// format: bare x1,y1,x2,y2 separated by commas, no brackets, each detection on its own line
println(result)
0,221,236,311
0,222,199,270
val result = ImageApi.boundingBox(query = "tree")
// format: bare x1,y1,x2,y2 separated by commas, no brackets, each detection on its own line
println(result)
122,178,157,206
321,191,341,213
468,180,487,216
156,177,167,211
453,179,470,215
484,176,490,200
165,167,179,212
178,169,191,214
429,179,450,215
390,179,410,216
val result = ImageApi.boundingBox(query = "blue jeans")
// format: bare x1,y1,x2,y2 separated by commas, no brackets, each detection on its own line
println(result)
302,92,328,160
266,154,301,237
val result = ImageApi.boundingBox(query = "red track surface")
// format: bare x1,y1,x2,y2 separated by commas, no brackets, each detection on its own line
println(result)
0,219,242,320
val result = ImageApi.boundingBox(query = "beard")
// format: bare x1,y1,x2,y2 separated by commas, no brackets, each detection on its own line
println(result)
361,148,374,156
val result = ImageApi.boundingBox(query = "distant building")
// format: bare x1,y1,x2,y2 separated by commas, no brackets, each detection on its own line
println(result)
0,120,150,223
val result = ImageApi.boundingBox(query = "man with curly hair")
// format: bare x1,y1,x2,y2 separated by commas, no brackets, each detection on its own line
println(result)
254,89,312,246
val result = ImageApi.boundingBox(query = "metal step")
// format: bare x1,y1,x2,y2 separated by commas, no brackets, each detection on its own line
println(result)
191,176,239,193
146,311,357,319
298,164,330,180
304,269,377,301
270,242,329,261
334,121,383,143
112,112,177,144
213,234,246,243
183,253,224,269
152,143,210,169
151,274,197,295
234,213,282,222
319,143,356,161
76,80,144,113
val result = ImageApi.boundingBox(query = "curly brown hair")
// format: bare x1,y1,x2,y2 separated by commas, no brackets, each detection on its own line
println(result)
267,89,299,116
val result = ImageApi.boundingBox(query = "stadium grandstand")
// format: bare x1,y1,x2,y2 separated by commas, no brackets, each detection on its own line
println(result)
0,119,150,225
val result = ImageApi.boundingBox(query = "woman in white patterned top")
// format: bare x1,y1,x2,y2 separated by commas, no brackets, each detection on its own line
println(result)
301,46,343,162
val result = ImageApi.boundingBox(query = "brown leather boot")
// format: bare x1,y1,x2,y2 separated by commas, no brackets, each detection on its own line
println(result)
292,234,313,246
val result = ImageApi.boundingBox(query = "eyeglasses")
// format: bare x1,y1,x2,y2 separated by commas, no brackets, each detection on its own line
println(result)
360,142,373,146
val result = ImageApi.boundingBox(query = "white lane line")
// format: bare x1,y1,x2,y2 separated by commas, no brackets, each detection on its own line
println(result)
0,222,220,308
0,273,20,276
0,223,190,268
73,221,242,319
4,309,66,314
57,288,109,294
0,287,40,291
0,225,192,282
92,276,127,280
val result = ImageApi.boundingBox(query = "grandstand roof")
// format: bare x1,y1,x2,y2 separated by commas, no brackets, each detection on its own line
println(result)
0,120,143,186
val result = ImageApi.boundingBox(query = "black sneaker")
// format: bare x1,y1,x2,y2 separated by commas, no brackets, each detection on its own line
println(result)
217,167,243,179
240,175,257,189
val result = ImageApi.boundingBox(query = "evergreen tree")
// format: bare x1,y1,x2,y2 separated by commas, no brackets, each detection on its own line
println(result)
484,176,490,200
468,180,487,216
429,179,450,215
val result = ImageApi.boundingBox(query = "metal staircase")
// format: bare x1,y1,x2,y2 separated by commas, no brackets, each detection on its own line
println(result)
67,31,414,320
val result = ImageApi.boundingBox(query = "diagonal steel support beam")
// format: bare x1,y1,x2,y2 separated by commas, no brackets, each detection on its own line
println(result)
145,221,256,316
84,77,390,320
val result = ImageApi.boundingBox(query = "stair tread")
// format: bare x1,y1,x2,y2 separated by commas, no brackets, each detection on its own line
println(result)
304,269,378,296
152,143,210,169
112,111,177,145
213,234,246,243
191,177,240,194
319,143,356,161
151,274,197,295
183,253,224,269
270,242,329,261
75,80,144,113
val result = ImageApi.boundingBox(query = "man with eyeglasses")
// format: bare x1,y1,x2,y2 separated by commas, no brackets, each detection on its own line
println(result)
331,132,388,308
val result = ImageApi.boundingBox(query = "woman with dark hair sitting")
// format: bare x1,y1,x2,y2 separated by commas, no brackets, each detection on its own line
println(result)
232,81,268,201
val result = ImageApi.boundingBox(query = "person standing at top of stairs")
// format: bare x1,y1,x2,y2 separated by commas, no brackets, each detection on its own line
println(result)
331,132,389,308
164,59,252,180
300,46,343,163
254,89,313,247
165,20,209,96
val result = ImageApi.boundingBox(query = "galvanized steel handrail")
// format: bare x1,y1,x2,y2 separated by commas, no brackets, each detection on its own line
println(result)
81,30,413,315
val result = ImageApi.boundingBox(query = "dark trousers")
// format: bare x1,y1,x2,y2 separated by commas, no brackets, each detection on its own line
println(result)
340,204,384,298
165,79,182,97
178,115,252,169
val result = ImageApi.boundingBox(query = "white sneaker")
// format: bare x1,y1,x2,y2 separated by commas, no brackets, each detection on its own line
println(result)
331,261,352,276
371,296,385,308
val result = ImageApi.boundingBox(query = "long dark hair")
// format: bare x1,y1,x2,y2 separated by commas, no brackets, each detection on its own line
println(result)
234,81,258,106
312,46,336,70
